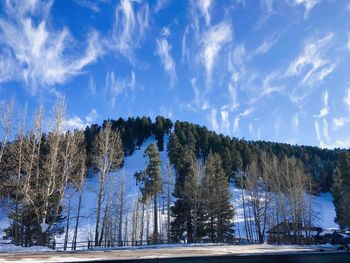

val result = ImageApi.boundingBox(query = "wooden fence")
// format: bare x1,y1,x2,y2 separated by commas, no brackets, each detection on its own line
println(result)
50,239,168,251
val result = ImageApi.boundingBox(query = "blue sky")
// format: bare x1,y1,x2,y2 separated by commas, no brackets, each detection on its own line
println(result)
1,0,350,148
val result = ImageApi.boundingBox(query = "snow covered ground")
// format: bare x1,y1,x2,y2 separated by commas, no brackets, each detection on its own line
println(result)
0,135,339,252
0,243,341,262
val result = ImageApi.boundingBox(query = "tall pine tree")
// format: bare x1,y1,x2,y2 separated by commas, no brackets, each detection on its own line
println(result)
135,143,162,243
203,152,235,242
170,145,196,243
332,152,350,228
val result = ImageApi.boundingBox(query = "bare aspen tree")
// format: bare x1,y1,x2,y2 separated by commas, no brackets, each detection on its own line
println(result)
0,98,14,164
21,106,44,238
72,152,87,250
268,155,317,244
139,202,146,245
40,99,66,236
13,104,27,245
115,171,126,246
99,173,114,246
240,171,252,242
131,198,140,246
92,121,123,246
245,152,273,243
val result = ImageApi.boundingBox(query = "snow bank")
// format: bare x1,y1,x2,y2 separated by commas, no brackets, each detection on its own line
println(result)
0,243,53,253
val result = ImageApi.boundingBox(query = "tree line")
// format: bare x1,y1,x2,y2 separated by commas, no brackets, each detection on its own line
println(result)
1,98,349,248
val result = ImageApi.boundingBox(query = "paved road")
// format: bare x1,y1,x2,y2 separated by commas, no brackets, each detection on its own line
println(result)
63,252,350,263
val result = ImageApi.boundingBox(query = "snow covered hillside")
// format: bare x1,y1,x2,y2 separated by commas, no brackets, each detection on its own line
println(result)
0,135,339,248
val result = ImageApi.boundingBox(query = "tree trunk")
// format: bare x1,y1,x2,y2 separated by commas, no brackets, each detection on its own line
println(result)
63,199,71,251
72,187,82,250
153,193,158,243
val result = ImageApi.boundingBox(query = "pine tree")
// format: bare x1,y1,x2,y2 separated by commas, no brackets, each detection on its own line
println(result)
170,146,196,243
135,143,162,243
203,152,234,242
332,152,350,228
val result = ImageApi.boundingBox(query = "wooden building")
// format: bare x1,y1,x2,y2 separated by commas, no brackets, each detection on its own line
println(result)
267,222,322,245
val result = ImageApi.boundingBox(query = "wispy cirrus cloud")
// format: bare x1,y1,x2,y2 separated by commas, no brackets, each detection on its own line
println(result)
314,89,329,118
0,0,103,94
254,33,279,55
286,33,335,87
154,0,170,13
291,0,320,18
314,89,331,146
155,38,177,87
74,0,101,12
106,70,136,108
88,76,96,96
202,22,232,85
198,0,212,25
111,0,149,64
332,88,350,130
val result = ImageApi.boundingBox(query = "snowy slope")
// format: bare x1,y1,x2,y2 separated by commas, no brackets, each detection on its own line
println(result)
0,135,339,250
230,184,338,240
55,135,172,244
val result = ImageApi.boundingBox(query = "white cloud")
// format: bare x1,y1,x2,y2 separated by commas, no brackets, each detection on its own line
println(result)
314,89,329,118
240,108,255,117
286,33,335,87
315,120,321,141
314,118,330,144
322,118,329,141
154,0,170,13
111,0,149,63
0,1,103,94
220,110,230,133
181,26,190,64
88,76,96,96
155,38,177,86
106,70,136,108
64,108,99,130
292,113,299,132
74,0,101,12
161,27,171,37
344,88,350,110
333,117,346,129
319,138,350,149
250,71,282,104
198,0,212,25
255,34,279,55
210,109,219,131
330,88,350,130
202,22,232,85
233,117,240,134
248,122,254,137
261,0,274,13
226,83,239,111
159,105,173,119
292,0,319,18
85,108,99,123
64,116,86,130
346,33,350,50
190,78,210,110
